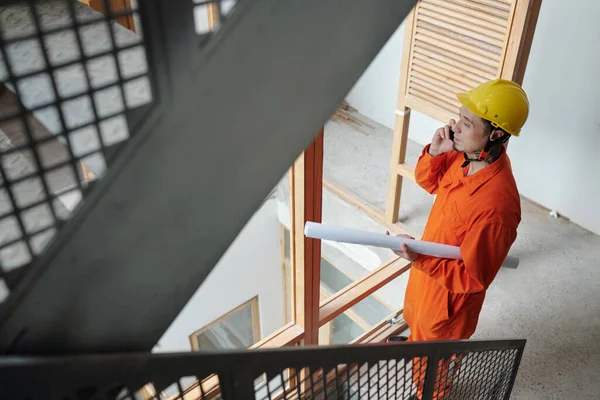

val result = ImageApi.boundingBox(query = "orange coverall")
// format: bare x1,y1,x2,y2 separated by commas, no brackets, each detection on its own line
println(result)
404,143,521,398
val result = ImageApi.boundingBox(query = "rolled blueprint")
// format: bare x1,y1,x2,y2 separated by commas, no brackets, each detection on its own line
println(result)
304,222,519,269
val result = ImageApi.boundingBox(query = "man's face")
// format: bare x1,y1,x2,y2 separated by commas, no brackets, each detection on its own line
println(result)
452,106,489,154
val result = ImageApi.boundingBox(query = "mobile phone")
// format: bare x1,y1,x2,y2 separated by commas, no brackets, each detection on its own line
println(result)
449,128,455,142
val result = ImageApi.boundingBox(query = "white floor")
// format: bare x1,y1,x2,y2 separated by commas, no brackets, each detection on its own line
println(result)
323,113,600,400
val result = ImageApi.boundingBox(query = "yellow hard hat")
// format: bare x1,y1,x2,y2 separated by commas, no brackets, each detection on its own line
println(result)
457,79,529,136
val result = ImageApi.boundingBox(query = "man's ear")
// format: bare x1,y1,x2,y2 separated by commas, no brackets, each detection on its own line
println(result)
489,129,504,142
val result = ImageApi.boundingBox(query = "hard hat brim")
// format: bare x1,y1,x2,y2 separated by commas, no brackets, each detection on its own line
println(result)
456,92,520,136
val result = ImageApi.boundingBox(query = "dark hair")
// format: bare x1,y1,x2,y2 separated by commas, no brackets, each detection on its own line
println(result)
482,119,511,163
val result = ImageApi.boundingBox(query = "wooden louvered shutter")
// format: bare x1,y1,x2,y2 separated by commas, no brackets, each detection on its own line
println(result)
386,0,541,224
407,0,514,122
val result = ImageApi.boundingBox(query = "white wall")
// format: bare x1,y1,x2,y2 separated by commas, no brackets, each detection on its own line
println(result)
508,0,600,234
345,1,600,235
154,199,284,353
345,21,404,131
345,20,441,146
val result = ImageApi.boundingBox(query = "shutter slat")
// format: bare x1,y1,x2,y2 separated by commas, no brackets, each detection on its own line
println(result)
415,31,499,69
417,14,504,48
419,1,507,34
412,56,481,89
411,72,467,103
446,0,510,20
417,20,502,55
411,64,471,93
406,94,456,124
410,75,458,101
414,40,498,77
412,47,495,83
471,0,512,12
424,0,508,26
409,85,461,114
418,8,506,43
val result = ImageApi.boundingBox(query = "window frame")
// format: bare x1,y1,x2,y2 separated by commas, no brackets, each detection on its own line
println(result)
174,133,410,399
282,223,396,337
188,296,261,351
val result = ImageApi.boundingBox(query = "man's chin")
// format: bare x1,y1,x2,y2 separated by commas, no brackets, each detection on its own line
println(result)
452,143,462,152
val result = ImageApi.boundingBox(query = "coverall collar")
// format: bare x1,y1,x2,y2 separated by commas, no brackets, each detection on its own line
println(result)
441,148,510,195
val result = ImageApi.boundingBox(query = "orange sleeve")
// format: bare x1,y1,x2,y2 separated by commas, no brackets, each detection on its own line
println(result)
413,221,517,294
414,144,459,194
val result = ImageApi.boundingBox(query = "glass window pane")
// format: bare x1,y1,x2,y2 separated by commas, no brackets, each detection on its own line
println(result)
194,298,258,350
320,103,420,311
321,257,394,326
319,287,395,345
352,294,393,327
327,312,364,345
321,257,352,292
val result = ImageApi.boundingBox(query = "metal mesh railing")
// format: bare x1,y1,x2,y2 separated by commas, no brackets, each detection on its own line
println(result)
0,339,525,400
252,358,418,400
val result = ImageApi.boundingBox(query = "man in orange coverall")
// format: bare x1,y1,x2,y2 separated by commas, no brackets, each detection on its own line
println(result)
387,79,529,399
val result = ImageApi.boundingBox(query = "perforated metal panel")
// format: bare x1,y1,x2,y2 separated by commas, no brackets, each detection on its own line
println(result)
404,0,517,121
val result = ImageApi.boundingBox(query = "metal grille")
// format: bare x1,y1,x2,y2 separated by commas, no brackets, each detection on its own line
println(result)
251,349,521,399
253,358,419,400
0,339,525,400
0,0,152,301
428,349,521,400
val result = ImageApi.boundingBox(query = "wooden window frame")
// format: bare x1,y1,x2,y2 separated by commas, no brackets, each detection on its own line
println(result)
170,323,304,400
319,256,411,326
283,223,396,332
318,289,333,345
320,253,396,315
176,125,416,398
321,287,370,333
188,296,261,352
175,125,415,398
283,221,397,309
289,130,324,345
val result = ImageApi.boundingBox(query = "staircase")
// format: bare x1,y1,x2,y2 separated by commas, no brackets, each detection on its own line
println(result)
0,1,525,398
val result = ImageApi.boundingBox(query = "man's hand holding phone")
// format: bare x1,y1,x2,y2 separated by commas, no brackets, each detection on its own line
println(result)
429,119,456,157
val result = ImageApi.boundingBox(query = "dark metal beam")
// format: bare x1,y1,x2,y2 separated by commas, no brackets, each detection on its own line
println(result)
0,0,418,354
